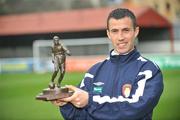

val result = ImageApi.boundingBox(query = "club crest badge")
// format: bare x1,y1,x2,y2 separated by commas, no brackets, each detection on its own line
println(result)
122,84,132,98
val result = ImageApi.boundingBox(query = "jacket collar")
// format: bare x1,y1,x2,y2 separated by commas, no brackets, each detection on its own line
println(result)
109,48,140,63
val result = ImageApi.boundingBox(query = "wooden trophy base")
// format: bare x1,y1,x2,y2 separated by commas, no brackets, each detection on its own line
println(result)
36,87,73,101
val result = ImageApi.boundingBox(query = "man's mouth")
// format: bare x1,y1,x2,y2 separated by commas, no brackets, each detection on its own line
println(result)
117,42,127,48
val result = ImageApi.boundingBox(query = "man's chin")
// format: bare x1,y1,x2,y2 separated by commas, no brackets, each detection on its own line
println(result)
116,49,128,55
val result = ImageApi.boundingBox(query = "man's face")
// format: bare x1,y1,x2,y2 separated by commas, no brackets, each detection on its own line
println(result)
107,17,139,54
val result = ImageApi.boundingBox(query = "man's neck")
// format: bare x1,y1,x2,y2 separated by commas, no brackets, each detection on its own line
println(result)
112,48,135,56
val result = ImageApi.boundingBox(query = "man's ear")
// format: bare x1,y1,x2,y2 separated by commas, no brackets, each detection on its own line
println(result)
106,29,111,39
135,26,139,38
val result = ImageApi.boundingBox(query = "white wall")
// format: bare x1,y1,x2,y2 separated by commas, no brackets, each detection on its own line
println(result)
138,40,180,53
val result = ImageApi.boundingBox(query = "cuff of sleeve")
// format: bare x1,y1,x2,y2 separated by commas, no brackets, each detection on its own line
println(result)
60,103,73,110
84,92,93,109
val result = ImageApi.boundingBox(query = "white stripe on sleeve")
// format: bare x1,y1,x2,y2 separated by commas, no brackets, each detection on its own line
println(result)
80,73,94,88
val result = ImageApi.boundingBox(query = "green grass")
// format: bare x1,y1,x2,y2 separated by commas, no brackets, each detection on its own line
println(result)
153,70,180,120
0,72,83,120
0,70,180,120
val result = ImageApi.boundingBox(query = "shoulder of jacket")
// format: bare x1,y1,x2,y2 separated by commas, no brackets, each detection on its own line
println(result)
88,57,109,74
137,56,161,71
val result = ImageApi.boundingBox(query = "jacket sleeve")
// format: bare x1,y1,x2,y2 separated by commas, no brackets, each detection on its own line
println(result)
87,62,164,120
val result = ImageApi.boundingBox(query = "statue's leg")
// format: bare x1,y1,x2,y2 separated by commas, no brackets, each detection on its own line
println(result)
49,58,59,89
57,63,65,87
49,70,58,89
51,70,58,82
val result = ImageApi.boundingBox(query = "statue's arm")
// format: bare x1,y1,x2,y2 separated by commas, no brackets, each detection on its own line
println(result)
62,45,71,56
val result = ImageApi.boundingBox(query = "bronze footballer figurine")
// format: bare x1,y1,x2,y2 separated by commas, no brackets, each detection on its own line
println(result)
36,36,72,101
49,36,71,88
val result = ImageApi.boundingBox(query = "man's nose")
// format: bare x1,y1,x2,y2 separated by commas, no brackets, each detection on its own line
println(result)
117,32,124,41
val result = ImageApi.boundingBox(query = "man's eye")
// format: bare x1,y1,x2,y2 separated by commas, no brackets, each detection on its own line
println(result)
124,29,130,32
111,29,118,33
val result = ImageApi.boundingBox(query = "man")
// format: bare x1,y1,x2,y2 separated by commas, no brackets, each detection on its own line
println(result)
52,8,163,120
49,36,71,89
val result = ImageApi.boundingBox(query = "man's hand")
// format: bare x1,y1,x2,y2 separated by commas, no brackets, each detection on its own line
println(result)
61,85,89,108
51,99,67,107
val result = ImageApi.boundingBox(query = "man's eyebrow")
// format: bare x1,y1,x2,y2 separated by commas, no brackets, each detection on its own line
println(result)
110,28,119,31
122,27,131,30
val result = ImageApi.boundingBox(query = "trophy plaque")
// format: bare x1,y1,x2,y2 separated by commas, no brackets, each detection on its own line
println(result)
36,36,73,101
36,87,74,101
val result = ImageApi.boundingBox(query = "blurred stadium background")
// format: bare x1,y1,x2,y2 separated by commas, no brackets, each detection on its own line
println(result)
0,0,180,120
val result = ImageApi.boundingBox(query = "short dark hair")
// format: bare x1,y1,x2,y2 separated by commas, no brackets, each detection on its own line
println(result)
107,8,137,30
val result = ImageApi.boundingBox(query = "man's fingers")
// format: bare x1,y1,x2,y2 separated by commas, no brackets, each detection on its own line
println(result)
65,85,77,91
62,93,76,101
51,100,67,106
62,85,79,101
60,85,88,108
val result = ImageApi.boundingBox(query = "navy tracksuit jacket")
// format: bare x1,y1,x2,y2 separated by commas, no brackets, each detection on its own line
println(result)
60,49,164,120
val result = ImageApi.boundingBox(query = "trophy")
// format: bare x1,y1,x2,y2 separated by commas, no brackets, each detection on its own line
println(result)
36,36,73,101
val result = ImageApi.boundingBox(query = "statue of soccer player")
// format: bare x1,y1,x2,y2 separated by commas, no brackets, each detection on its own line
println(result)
49,36,71,89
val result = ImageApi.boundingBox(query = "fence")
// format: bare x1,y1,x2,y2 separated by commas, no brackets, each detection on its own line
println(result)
0,54,180,74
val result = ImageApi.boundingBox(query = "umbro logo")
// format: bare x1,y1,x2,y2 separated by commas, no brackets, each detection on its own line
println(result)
93,82,104,86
